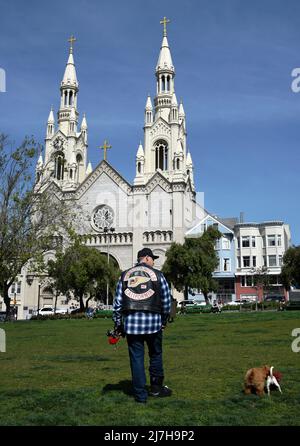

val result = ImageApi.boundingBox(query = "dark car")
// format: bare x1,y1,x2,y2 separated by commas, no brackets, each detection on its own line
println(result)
264,295,285,303
0,311,6,322
70,308,82,314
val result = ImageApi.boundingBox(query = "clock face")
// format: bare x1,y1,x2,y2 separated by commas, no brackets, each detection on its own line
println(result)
53,137,64,150
91,205,114,231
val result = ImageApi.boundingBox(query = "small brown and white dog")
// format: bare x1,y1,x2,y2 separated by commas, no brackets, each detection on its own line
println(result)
244,365,282,396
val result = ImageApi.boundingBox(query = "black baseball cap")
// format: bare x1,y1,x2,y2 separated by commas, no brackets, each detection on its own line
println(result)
137,248,159,260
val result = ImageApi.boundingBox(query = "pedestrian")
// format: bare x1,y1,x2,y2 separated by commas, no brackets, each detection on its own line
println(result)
168,295,177,323
112,247,172,403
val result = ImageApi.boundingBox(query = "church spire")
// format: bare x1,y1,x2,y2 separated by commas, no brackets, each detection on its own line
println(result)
44,36,88,190
144,94,153,126
81,112,88,143
154,17,175,121
134,141,145,185
46,106,55,139
81,112,87,130
156,17,174,73
58,36,79,134
135,19,194,191
62,35,78,86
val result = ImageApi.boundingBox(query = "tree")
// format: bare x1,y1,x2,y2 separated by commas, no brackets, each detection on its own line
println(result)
251,267,270,299
280,246,300,290
47,238,121,311
162,226,221,301
0,134,71,319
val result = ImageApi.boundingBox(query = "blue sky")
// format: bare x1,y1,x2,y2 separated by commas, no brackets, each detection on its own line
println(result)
0,0,299,243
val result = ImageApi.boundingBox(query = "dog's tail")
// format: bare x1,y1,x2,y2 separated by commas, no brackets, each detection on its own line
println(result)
268,366,282,394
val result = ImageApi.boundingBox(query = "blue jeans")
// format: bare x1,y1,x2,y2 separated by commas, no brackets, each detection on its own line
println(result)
126,330,164,401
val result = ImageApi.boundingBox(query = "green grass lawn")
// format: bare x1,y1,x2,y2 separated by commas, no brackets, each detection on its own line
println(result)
0,311,300,426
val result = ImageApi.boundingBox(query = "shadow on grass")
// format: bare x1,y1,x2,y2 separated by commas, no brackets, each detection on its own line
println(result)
102,380,133,397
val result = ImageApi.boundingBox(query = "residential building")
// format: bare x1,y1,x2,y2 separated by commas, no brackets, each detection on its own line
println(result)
235,221,291,301
186,215,236,303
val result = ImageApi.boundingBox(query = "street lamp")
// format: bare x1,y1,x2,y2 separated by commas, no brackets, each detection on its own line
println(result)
13,292,17,320
37,283,41,316
103,226,115,306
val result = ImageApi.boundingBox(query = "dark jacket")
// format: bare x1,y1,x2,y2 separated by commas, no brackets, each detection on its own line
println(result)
121,263,163,313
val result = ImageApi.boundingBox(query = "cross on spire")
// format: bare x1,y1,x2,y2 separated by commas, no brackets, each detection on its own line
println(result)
68,35,77,53
100,140,112,161
160,16,170,37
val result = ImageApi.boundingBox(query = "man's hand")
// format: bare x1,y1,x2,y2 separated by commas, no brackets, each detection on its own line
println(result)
114,324,125,337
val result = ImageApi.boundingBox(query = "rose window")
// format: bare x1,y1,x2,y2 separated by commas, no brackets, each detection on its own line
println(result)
92,205,114,231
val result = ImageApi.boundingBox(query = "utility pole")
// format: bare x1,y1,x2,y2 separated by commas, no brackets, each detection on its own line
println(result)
104,226,115,307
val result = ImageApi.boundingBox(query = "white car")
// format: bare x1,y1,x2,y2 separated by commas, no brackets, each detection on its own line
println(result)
38,307,54,315
55,308,68,314
38,307,68,316
226,301,241,306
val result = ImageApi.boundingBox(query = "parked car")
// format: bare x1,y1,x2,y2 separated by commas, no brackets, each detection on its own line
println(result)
70,308,82,314
179,300,204,307
264,295,285,303
54,308,68,314
226,301,240,306
38,307,68,316
179,300,211,314
38,307,54,316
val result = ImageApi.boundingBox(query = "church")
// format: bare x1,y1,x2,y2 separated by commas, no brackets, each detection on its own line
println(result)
30,18,204,309
1,20,291,320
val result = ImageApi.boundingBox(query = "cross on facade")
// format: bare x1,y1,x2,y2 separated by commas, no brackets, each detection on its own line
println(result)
68,35,77,52
100,140,112,161
160,16,170,37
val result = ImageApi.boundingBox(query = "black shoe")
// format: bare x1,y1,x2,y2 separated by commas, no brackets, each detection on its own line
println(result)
149,385,172,397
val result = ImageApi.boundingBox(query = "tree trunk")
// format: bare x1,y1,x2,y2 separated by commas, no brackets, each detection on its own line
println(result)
79,293,85,312
3,282,11,320
184,285,189,300
54,292,58,314
203,291,209,304
85,296,92,310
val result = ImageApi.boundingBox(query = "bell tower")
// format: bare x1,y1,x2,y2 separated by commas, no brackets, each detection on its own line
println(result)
40,36,90,190
134,18,194,188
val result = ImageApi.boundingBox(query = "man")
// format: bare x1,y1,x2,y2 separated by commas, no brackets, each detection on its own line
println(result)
112,247,172,403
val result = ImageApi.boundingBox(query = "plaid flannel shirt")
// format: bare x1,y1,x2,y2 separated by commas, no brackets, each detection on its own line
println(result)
112,264,171,335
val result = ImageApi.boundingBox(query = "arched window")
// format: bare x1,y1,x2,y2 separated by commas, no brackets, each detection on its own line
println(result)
54,152,65,180
137,162,141,174
76,153,83,182
176,158,180,170
69,91,73,106
162,75,165,92
155,140,168,171
70,169,73,179
167,75,170,91
64,91,68,106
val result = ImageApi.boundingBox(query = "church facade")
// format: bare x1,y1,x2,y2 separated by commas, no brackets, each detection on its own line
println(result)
8,23,205,319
